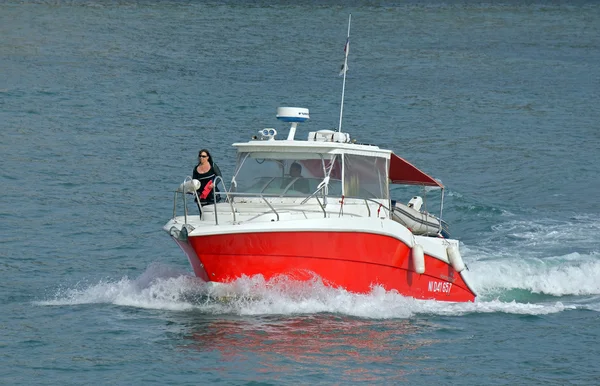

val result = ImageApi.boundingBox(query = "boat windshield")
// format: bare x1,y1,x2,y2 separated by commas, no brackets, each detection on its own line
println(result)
230,151,389,200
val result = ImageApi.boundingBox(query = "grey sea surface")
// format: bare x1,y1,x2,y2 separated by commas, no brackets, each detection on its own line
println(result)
1,1,599,384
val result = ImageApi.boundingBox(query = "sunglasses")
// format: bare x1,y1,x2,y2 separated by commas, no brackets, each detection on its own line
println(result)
199,155,208,158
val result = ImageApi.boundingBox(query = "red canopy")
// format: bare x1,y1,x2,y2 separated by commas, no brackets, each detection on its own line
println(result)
389,153,444,188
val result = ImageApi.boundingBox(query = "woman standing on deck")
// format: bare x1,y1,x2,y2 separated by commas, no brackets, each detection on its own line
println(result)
193,149,222,207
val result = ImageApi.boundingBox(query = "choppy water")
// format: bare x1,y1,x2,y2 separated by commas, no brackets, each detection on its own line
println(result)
2,1,600,384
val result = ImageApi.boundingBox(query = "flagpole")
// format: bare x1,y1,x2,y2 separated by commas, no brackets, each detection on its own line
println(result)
338,14,351,133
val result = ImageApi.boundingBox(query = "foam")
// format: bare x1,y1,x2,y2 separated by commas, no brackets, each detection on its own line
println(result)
468,252,600,297
458,212,600,301
35,262,578,318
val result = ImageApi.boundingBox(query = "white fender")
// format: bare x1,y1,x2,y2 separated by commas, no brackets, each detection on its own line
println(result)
412,244,425,274
447,245,465,272
178,179,201,193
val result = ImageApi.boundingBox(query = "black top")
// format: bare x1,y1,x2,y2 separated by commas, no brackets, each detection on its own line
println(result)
192,162,222,204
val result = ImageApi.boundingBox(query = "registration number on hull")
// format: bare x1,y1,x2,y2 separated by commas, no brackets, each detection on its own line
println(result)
428,281,452,294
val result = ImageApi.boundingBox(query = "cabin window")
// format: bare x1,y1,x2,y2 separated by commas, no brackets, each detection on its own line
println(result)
231,152,341,197
343,154,389,199
230,152,388,199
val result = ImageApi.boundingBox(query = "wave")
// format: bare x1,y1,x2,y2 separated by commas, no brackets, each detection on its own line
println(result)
459,211,600,293
468,251,600,297
35,262,583,318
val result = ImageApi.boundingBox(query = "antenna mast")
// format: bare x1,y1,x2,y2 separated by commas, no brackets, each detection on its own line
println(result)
338,14,351,133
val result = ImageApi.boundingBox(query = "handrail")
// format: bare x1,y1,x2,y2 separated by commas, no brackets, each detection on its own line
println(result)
184,191,188,224
261,196,279,221
315,196,326,217
171,178,448,238
172,180,394,226
172,191,177,219
172,176,202,225
302,175,335,206
300,183,326,205
211,175,233,225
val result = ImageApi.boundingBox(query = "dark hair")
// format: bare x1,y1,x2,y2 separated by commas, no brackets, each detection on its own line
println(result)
198,148,214,166
291,162,302,171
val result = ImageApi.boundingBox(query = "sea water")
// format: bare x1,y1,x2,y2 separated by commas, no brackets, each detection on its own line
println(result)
1,1,599,384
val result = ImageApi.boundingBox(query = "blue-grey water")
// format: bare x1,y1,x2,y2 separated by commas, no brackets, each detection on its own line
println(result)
2,1,600,384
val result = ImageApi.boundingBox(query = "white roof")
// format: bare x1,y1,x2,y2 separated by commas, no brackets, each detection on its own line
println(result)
233,139,392,158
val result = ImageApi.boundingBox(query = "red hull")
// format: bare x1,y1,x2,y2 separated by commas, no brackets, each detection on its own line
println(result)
174,231,475,302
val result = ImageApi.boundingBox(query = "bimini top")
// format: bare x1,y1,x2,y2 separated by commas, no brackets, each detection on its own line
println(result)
389,153,443,188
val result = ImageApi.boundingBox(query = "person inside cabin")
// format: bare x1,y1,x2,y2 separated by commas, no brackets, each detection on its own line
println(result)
287,162,310,194
192,149,222,208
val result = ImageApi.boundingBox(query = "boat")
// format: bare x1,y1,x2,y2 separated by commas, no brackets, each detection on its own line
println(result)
163,17,476,302
164,107,476,302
